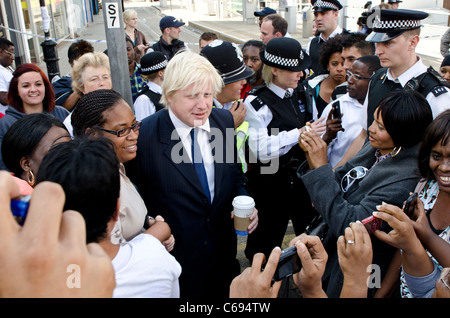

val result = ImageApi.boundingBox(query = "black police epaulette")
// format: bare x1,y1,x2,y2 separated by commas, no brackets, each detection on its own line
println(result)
250,96,265,111
427,66,450,97
430,86,448,97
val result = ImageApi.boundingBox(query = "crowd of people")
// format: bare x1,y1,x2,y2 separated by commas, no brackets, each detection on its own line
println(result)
0,0,449,299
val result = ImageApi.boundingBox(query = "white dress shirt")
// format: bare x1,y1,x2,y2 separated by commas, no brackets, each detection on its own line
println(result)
168,108,215,202
361,57,450,129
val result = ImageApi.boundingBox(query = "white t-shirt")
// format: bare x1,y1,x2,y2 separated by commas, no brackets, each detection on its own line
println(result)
112,234,182,298
321,93,363,167
0,64,13,108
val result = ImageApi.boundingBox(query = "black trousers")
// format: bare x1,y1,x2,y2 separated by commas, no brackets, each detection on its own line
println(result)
244,166,318,261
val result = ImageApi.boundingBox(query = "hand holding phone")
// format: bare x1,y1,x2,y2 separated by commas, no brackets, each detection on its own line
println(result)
361,215,383,234
332,103,341,120
403,192,418,219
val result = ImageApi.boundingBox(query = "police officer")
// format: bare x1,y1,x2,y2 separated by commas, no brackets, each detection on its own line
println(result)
387,0,402,9
243,37,318,261
306,0,347,76
200,40,254,173
339,9,450,165
363,9,450,129
134,51,168,121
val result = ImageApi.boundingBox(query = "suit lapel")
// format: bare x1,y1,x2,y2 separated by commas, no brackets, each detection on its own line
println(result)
159,110,207,196
209,111,224,201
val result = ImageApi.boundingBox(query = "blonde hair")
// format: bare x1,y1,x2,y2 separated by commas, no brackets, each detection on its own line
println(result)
71,52,110,95
262,64,274,85
160,51,223,108
123,9,137,23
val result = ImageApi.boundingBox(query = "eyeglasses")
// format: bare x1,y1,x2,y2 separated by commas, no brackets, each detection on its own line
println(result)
341,166,368,193
3,50,14,57
346,70,372,81
95,121,141,137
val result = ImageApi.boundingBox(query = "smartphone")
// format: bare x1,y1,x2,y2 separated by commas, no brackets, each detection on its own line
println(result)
403,192,418,219
10,195,31,226
332,103,341,120
273,246,302,281
361,215,383,234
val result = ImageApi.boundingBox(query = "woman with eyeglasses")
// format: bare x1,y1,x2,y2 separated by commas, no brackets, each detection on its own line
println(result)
71,89,174,251
298,89,434,297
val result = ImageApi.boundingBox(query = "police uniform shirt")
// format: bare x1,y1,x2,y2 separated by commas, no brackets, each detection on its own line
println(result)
134,81,163,121
213,99,234,111
361,57,450,130
244,83,301,161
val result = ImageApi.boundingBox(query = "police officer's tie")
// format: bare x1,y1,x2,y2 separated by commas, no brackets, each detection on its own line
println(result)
284,90,292,99
190,128,211,203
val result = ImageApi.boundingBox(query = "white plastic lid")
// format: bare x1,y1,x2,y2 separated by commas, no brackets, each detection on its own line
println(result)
232,195,255,209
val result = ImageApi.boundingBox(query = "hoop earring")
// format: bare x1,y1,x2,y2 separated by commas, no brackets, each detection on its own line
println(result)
391,146,402,157
26,170,35,187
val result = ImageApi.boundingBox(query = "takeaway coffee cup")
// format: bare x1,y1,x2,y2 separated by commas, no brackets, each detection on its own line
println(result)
232,195,255,235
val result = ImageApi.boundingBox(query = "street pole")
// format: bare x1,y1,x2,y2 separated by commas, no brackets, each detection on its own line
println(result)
40,0,60,82
102,0,134,109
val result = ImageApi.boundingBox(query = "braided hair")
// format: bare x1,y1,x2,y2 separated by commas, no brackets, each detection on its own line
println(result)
72,89,124,138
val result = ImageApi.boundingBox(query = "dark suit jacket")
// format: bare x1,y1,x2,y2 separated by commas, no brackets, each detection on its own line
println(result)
127,108,248,298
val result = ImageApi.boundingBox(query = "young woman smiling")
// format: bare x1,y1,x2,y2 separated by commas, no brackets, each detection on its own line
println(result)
0,63,69,170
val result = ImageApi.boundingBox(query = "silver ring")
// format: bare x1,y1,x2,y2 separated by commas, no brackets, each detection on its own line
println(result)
346,240,355,245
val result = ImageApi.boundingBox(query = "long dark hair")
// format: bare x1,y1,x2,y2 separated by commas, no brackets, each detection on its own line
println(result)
2,113,68,177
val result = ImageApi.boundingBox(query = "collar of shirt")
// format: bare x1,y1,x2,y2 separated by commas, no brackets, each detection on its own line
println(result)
147,81,162,94
268,82,293,99
386,57,426,87
320,26,342,42
168,107,211,145
341,92,364,106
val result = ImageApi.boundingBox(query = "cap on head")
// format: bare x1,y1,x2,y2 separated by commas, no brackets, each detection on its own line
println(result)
311,0,343,12
387,0,402,3
139,51,168,75
365,9,428,42
254,7,277,17
260,37,311,72
159,16,185,30
200,40,254,85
